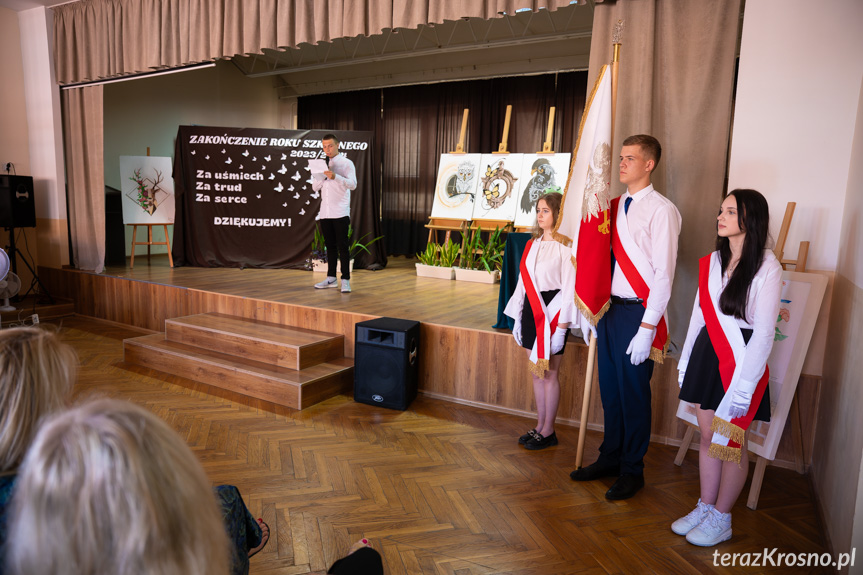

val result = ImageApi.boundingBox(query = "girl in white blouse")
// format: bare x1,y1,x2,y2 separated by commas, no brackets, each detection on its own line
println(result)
504,192,574,450
673,189,782,547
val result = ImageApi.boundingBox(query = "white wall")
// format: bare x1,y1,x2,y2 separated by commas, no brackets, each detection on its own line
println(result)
103,61,281,255
728,0,863,559
728,0,863,273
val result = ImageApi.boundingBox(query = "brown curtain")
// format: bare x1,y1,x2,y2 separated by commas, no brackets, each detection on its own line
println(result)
53,0,574,85
588,0,741,349
62,86,105,273
299,72,587,257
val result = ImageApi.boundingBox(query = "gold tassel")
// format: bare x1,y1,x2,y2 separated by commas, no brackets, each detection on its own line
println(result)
528,359,550,377
711,416,745,445
575,296,610,326
708,443,742,464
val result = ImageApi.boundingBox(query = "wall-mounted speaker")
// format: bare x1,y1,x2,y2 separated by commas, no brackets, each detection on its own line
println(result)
0,175,36,228
354,317,420,410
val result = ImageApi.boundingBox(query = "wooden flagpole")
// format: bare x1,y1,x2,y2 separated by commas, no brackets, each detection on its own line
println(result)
575,21,623,470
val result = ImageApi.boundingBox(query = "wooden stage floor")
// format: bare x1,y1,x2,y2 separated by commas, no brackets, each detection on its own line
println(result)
102,255,506,333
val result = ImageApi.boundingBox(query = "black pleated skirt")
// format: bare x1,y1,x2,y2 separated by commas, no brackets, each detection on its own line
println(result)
520,289,567,355
679,326,771,422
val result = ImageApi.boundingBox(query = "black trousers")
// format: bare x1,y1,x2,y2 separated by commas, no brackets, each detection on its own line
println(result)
319,216,351,279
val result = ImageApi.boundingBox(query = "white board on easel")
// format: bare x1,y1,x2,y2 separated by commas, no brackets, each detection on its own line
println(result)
514,153,571,228
430,153,481,221
675,269,828,462
470,153,524,222
119,156,176,224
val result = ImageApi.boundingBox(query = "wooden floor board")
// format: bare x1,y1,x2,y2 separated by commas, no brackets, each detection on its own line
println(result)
53,315,831,574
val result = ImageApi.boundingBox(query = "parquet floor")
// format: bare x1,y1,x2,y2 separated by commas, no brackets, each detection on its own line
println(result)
57,315,830,574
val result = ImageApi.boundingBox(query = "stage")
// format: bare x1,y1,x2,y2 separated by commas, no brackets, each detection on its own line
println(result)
37,254,813,469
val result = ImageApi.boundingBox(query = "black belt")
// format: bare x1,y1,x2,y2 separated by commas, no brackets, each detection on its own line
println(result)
611,296,644,305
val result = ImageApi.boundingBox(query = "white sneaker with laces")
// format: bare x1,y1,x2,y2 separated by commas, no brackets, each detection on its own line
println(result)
315,277,338,289
341,279,351,293
686,507,732,546
671,499,713,536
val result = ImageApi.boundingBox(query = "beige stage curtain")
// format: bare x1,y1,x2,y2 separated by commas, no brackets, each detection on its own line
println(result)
53,0,574,85
62,86,105,274
588,0,741,350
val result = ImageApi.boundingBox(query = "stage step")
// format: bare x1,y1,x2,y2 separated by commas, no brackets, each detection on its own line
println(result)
165,312,344,370
123,314,353,410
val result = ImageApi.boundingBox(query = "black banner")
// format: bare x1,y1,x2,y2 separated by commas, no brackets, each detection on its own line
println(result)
172,126,380,269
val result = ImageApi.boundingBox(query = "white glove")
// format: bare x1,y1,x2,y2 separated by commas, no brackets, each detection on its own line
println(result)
728,389,753,419
512,318,523,346
551,326,567,354
626,326,655,365
572,313,597,346
677,359,688,389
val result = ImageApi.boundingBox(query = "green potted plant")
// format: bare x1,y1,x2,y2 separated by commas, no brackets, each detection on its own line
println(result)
455,226,504,284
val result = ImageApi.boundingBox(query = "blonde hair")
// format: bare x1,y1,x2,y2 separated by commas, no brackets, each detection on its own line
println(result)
0,326,77,472
6,399,231,575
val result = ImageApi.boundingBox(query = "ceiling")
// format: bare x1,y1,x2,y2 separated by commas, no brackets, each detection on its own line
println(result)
232,3,597,97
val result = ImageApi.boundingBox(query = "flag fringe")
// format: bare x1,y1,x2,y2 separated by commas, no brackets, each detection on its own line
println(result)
576,296,610,326
708,443,742,465
711,416,745,446
528,359,550,378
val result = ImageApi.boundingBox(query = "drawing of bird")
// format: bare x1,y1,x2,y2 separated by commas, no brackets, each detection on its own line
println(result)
520,159,556,214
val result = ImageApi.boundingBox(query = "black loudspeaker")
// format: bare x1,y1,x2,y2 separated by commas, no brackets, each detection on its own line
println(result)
0,175,36,228
354,317,420,410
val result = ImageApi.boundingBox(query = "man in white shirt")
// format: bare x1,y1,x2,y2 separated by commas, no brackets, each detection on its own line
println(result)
312,134,358,293
571,134,681,500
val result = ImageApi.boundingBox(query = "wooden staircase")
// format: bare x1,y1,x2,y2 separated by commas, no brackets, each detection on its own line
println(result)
123,312,353,409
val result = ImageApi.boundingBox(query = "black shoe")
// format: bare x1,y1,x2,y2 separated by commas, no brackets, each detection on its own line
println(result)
524,431,558,450
518,429,538,445
570,460,620,482
605,473,645,500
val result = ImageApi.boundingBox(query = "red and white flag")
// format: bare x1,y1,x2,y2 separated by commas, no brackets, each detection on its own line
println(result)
554,64,613,325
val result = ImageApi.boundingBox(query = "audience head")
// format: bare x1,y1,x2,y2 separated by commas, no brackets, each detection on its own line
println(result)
6,398,230,575
0,326,76,472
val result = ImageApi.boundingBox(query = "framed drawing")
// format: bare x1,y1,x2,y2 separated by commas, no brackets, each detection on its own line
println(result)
675,270,828,461
430,153,482,221
470,153,524,222
514,153,572,228
119,156,175,224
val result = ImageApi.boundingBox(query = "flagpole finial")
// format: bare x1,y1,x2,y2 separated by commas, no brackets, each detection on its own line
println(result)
612,19,625,45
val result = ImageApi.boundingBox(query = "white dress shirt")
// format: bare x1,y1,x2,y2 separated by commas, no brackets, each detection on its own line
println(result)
311,153,357,219
505,236,576,324
610,184,682,327
680,250,782,385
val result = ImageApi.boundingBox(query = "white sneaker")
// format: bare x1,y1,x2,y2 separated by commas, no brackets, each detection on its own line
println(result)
340,279,351,293
686,507,732,546
671,499,713,535
315,277,338,289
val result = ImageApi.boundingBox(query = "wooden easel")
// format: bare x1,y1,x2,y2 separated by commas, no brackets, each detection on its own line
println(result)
129,223,173,269
426,109,471,245
493,105,512,154
673,202,809,510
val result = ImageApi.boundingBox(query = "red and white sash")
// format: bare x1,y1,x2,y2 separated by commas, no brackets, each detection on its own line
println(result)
519,239,563,376
699,252,770,464
610,196,669,362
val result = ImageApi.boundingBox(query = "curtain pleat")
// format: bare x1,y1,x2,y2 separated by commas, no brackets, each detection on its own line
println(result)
62,86,106,273
299,72,587,259
53,0,573,85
